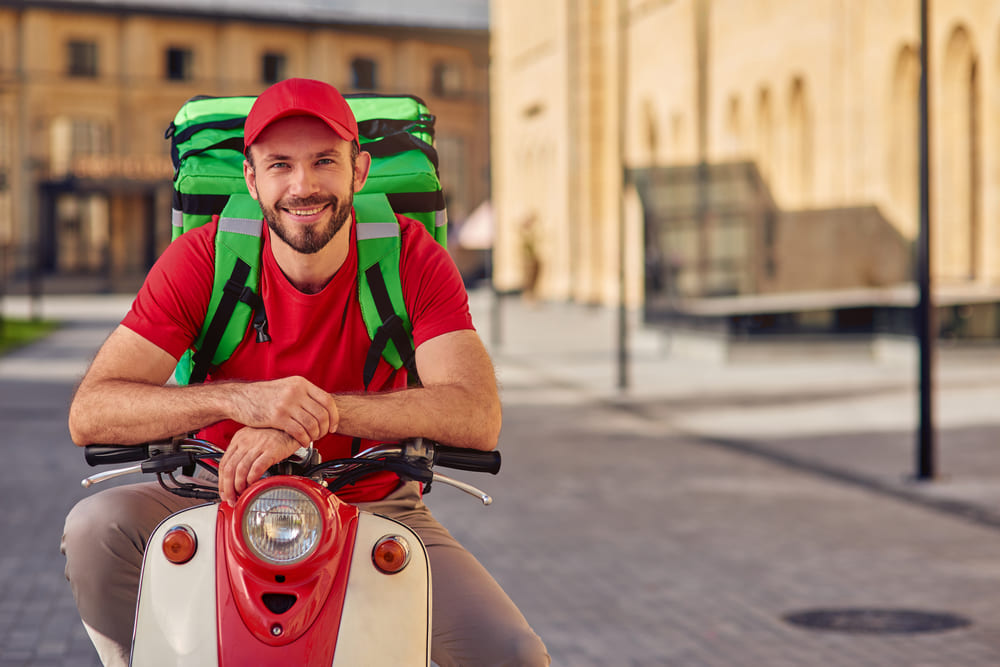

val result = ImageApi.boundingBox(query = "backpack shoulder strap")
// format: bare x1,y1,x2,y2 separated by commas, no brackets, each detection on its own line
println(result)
175,193,268,385
355,192,419,388
176,191,416,388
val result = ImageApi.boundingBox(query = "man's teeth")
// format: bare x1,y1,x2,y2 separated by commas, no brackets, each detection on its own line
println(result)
289,206,324,215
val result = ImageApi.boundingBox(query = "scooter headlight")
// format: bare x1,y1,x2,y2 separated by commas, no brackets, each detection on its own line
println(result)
242,486,322,564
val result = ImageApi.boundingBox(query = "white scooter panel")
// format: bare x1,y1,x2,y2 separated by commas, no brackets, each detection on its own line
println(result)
332,512,431,666
132,503,219,666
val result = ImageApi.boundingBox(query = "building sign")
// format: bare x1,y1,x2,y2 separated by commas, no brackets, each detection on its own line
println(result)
71,155,174,181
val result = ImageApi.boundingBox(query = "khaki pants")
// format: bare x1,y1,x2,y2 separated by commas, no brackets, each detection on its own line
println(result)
62,480,549,667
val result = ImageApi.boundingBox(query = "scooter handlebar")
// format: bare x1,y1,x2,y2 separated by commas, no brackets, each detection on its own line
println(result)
433,445,501,475
84,444,150,467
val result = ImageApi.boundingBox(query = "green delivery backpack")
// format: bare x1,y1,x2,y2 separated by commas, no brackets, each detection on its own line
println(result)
165,91,447,387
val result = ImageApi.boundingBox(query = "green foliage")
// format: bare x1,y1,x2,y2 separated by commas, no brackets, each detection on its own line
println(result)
0,317,58,356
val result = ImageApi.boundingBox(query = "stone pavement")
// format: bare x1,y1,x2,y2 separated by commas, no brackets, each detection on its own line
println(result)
2,290,1000,665
0,298,129,667
472,290,1000,525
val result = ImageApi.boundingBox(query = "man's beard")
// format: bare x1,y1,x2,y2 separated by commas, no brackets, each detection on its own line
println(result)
261,192,353,255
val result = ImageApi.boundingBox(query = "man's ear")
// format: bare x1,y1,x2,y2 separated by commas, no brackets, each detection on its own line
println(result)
244,158,259,200
353,150,372,193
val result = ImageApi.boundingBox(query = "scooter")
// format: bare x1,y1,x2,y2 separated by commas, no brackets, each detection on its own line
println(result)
80,437,501,666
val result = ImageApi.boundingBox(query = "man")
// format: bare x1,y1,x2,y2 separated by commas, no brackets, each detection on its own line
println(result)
62,78,549,667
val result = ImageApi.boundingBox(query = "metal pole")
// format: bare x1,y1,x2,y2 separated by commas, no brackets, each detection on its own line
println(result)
0,243,6,340
16,20,41,321
616,0,629,391
695,0,710,296
916,0,936,479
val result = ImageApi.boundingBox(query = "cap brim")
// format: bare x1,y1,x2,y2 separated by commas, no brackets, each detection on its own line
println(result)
245,108,356,148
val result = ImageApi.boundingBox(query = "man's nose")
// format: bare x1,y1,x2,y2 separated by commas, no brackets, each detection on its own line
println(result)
288,165,319,197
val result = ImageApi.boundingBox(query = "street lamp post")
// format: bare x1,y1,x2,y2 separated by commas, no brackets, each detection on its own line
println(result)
616,0,629,392
916,0,936,480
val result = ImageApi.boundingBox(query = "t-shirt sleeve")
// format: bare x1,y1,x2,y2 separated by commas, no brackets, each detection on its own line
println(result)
398,216,475,348
120,223,216,360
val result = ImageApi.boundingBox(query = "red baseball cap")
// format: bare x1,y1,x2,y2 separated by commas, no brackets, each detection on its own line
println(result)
244,78,359,150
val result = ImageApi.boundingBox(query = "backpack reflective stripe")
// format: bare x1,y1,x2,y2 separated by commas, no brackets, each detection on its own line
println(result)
175,194,264,385
354,193,413,379
171,208,184,235
357,222,401,241
218,215,264,237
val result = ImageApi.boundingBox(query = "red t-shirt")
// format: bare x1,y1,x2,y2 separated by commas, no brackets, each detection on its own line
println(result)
122,213,473,502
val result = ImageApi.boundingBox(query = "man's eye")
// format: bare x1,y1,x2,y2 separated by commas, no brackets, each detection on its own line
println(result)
317,158,334,166
268,161,289,169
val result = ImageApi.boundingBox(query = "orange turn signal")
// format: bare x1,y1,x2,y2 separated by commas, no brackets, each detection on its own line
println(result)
162,525,198,564
372,535,410,574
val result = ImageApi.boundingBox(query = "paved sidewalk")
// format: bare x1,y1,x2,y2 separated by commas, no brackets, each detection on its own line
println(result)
470,290,1000,526
0,296,130,667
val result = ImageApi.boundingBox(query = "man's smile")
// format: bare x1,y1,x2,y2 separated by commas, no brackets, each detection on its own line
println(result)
283,203,330,218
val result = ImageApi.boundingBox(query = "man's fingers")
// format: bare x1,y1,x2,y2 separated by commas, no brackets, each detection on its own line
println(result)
303,385,336,436
312,391,339,434
219,438,255,505
231,452,255,496
284,394,335,442
247,456,275,489
218,450,239,506
238,377,335,443
220,427,301,506
328,398,339,433
295,404,324,443
282,418,313,448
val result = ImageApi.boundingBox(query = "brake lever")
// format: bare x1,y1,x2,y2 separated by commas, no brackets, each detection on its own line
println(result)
431,472,493,505
81,464,143,488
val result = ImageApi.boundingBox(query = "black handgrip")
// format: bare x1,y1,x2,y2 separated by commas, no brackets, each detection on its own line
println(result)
433,446,501,475
84,445,150,467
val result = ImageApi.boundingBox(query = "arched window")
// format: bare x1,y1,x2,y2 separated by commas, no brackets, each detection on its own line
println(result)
787,77,812,205
888,46,920,238
755,87,773,185
670,112,684,162
940,26,980,281
726,94,743,158
642,98,659,166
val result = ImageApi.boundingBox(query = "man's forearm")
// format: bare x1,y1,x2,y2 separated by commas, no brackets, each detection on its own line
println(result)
334,383,501,451
68,379,236,446
69,373,338,448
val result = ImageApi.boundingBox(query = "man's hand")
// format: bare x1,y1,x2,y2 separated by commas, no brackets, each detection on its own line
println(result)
229,376,339,447
218,426,303,506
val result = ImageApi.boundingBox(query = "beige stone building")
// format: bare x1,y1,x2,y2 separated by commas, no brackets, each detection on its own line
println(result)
491,0,1000,326
0,0,488,288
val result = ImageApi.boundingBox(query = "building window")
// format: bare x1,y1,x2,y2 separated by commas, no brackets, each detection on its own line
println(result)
165,47,193,81
72,119,111,156
49,116,112,177
431,62,463,98
351,57,378,90
67,41,98,78
0,114,9,167
436,135,467,217
261,52,287,84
